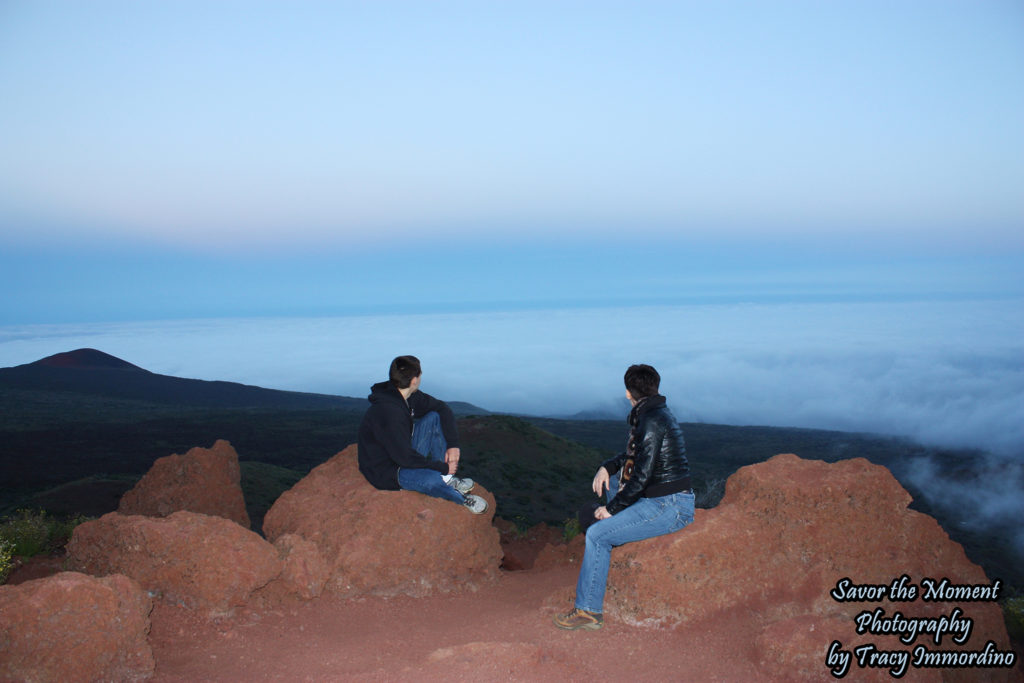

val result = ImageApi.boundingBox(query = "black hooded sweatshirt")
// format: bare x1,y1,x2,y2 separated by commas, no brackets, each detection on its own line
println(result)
356,381,461,490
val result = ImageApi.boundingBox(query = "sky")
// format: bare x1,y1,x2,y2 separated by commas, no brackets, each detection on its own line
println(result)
0,2,1022,460
1,1,1023,324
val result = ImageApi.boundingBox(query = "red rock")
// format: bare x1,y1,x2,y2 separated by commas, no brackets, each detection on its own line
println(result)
262,444,502,598
0,571,153,683
66,510,281,614
270,533,331,600
533,534,584,571
118,439,251,528
579,454,1013,680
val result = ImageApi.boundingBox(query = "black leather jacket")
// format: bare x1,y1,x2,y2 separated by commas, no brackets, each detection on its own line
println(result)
601,394,691,515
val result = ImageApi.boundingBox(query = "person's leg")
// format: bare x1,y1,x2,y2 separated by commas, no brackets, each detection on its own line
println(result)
397,466,465,504
411,410,475,494
574,491,695,614
411,411,446,462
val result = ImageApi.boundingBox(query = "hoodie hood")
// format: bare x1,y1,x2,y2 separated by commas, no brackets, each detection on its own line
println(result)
368,381,406,406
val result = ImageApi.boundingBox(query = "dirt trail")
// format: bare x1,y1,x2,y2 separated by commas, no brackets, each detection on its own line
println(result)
147,565,763,681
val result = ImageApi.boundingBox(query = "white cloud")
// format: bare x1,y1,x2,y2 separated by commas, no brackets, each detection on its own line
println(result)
2,299,1022,458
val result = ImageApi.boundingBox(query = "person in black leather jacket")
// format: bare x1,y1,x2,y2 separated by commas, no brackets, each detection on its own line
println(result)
554,364,695,631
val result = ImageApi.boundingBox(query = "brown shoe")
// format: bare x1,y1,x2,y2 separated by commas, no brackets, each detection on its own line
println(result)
553,607,603,630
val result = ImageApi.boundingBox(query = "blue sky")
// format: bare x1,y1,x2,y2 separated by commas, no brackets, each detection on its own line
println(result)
1,1,1023,323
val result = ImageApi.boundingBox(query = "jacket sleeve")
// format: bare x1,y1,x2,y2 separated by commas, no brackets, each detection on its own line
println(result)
372,404,449,473
410,391,460,448
600,451,628,476
606,416,663,515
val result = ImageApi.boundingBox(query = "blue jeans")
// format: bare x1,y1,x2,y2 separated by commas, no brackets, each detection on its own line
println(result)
396,412,464,504
574,487,695,614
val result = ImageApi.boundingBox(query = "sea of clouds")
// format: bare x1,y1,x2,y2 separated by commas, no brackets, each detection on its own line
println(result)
1,299,1020,457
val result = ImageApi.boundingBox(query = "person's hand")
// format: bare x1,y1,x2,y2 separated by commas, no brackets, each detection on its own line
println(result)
592,466,610,497
445,447,461,475
594,506,612,520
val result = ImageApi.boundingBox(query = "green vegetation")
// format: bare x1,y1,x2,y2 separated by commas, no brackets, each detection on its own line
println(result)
0,509,90,566
458,415,602,524
1004,596,1024,644
240,461,307,531
0,539,13,584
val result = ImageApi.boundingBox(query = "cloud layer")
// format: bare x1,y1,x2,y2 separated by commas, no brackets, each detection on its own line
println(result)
2,299,1021,457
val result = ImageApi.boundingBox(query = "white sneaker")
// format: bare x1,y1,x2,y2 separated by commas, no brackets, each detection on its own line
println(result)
447,476,475,495
463,494,488,515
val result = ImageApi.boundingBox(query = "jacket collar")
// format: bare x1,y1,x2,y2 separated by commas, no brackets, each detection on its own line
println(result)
628,394,666,425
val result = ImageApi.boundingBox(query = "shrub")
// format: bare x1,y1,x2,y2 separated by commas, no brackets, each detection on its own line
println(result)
0,509,92,559
0,509,51,557
562,517,582,542
511,515,532,536
1004,596,1024,642
0,539,13,584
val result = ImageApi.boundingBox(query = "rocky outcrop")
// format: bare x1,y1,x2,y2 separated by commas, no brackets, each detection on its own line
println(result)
596,454,1014,681
118,439,251,528
67,510,280,614
0,572,154,683
265,533,332,601
262,444,502,598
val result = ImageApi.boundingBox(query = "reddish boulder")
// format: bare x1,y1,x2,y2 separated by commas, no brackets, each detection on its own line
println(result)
262,444,502,598
588,454,1013,681
269,533,331,601
0,571,153,683
119,439,251,528
67,510,281,614
533,533,584,571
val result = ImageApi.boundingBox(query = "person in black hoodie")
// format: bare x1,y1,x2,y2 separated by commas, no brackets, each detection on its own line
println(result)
357,355,488,514
554,364,694,630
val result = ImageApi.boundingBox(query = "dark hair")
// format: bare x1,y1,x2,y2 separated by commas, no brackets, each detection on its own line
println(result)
624,364,660,399
389,355,422,389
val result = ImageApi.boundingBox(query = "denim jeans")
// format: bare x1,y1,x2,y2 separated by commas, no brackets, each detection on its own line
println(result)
574,488,695,614
396,411,464,504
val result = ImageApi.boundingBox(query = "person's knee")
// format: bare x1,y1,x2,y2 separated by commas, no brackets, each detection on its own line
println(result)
584,524,606,547
417,411,441,427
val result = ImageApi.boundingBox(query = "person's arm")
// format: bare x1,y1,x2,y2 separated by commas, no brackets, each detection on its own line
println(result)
605,417,663,515
599,451,627,477
373,405,448,473
592,466,610,496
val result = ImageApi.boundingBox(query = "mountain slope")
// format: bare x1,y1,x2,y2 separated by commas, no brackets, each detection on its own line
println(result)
0,348,364,411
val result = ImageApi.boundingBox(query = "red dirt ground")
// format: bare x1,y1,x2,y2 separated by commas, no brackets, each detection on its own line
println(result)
145,565,764,682
9,556,1024,681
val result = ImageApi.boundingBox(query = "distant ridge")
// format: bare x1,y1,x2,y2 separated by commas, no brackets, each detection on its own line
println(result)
0,349,489,415
31,348,145,371
0,348,363,410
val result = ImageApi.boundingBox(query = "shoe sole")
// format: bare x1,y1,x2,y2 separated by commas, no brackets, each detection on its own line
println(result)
553,616,603,630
